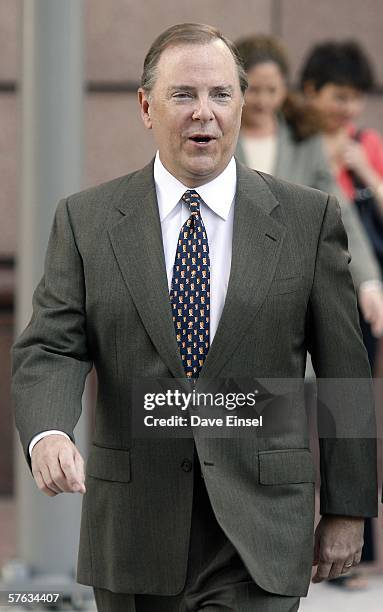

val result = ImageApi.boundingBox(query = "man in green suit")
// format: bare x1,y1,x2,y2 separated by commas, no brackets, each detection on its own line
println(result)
12,23,377,612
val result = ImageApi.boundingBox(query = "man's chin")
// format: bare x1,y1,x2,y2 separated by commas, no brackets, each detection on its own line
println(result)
184,161,225,186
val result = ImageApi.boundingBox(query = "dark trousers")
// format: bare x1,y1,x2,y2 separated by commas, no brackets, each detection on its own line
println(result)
93,455,300,612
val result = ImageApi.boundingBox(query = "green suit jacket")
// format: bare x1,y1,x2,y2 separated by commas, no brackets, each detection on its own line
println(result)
11,159,377,597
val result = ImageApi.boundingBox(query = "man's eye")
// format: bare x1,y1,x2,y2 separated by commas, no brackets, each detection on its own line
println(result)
215,92,231,99
173,92,192,99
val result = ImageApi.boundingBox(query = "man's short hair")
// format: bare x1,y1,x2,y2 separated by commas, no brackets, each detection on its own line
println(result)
299,40,374,92
141,22,248,94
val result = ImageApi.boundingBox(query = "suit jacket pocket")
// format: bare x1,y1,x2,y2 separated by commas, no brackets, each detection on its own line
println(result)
258,448,315,485
86,444,131,482
268,275,303,296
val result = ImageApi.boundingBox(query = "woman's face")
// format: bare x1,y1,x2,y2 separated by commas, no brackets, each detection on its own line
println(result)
305,83,366,132
242,61,287,127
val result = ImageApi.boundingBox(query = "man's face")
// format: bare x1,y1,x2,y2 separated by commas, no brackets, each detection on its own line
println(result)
304,82,365,133
138,41,244,187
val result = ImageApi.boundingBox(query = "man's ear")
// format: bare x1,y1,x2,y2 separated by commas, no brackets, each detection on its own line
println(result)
138,88,152,129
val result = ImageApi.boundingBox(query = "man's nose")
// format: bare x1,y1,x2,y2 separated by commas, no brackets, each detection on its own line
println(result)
192,97,214,122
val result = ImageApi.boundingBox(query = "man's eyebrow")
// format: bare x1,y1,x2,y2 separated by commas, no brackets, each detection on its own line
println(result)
167,85,196,93
166,85,234,93
211,85,234,92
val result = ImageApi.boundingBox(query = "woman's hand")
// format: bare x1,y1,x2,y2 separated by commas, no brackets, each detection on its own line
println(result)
341,140,372,182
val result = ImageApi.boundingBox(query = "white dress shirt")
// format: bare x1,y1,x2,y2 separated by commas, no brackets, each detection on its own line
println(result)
29,152,237,456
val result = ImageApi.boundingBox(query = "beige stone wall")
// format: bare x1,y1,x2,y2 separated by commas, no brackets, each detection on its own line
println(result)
281,0,383,84
0,0,20,81
85,0,272,82
1,0,383,256
0,0,20,257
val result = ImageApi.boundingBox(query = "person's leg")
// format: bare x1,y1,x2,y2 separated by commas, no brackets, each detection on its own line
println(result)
199,604,299,612
135,592,184,612
182,456,252,611
183,458,301,612
93,588,299,612
231,580,300,612
93,587,136,612
93,587,184,612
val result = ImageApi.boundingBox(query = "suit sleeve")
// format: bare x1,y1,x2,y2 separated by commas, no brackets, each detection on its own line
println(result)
11,198,93,470
307,194,378,517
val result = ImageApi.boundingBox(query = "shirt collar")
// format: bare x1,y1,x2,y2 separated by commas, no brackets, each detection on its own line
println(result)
154,151,237,222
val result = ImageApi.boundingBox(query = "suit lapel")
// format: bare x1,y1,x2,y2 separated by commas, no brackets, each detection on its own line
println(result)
200,161,286,381
107,159,286,383
108,160,185,379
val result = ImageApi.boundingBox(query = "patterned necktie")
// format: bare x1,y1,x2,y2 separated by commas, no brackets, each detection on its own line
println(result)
170,190,210,378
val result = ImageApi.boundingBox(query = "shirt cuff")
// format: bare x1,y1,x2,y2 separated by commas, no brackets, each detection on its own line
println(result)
29,430,71,457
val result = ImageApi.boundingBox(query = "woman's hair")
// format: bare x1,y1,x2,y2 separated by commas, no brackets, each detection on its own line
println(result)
299,40,374,92
235,34,290,78
235,34,324,141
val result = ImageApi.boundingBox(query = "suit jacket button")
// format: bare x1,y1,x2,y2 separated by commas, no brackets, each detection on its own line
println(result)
181,459,193,472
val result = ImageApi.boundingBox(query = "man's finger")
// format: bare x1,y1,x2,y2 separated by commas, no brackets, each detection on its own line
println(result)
312,532,320,566
74,452,86,493
40,464,62,494
341,558,354,574
34,469,58,497
58,448,85,492
49,461,76,493
329,561,346,579
353,551,362,565
312,561,332,583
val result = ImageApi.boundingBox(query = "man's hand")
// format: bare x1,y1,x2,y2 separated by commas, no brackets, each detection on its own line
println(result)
359,284,383,337
312,515,364,583
31,434,86,497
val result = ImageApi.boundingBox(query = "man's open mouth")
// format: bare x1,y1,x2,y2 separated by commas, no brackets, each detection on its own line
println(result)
189,135,215,144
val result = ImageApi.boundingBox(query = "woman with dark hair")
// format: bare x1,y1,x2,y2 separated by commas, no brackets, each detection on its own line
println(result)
301,40,383,366
234,34,383,343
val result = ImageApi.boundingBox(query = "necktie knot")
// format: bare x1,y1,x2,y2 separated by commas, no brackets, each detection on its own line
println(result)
182,190,202,216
